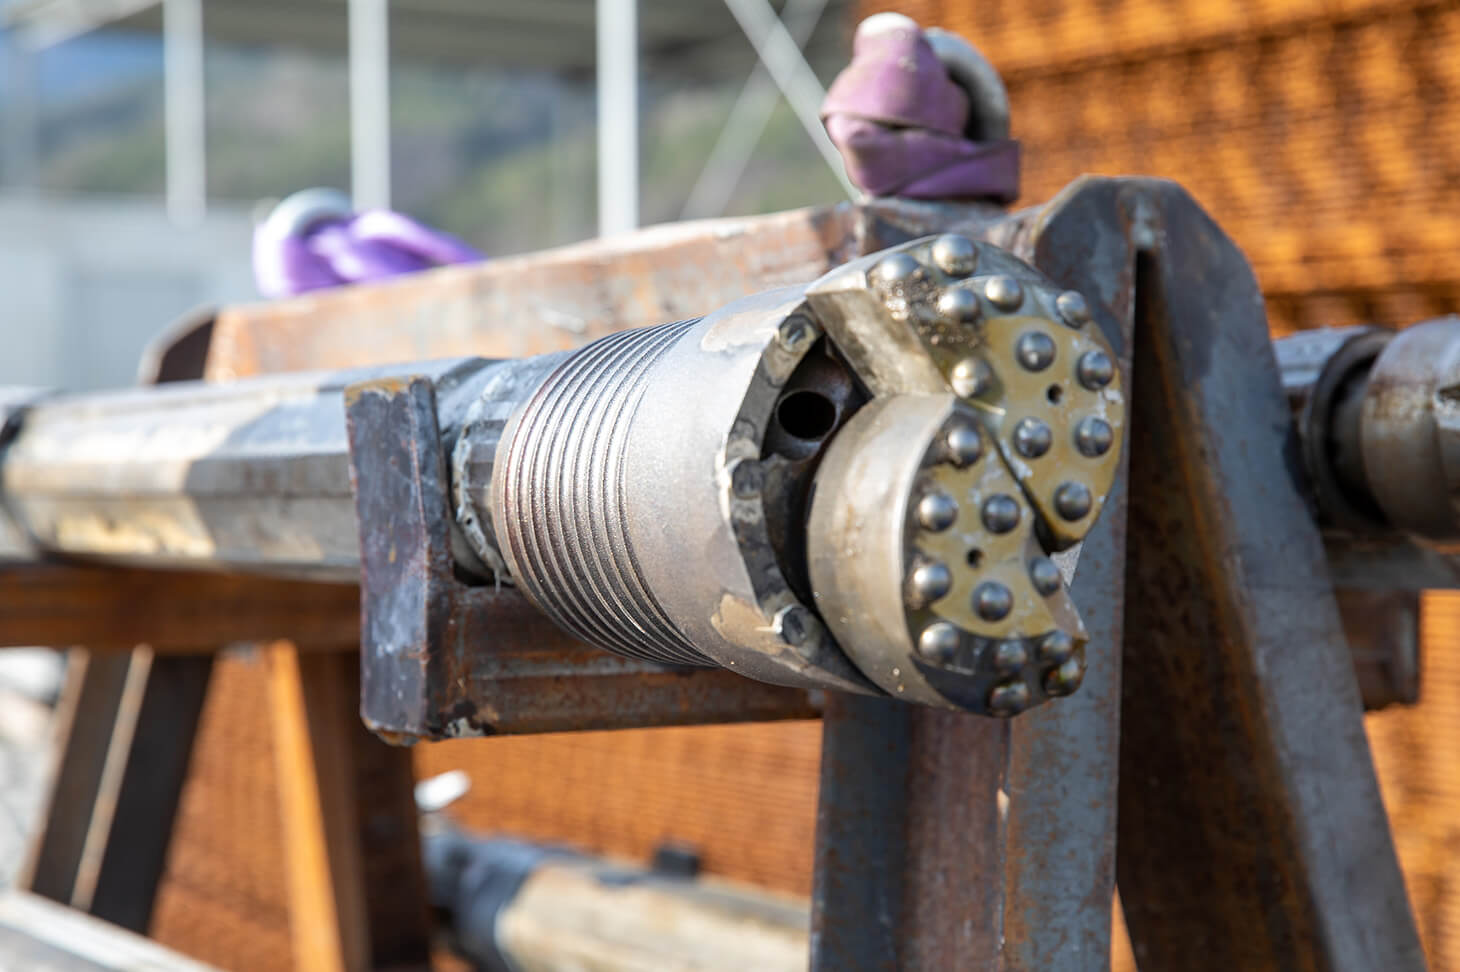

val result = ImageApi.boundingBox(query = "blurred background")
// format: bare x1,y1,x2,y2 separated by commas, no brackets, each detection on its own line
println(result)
3,0,1460,969
0,0,853,390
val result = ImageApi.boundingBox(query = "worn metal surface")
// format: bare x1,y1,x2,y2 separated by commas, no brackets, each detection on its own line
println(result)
1279,319,1460,545
1115,180,1423,969
1276,325,1392,532
1360,317,1460,541
0,222,1128,715
0,359,501,579
811,695,1008,970
344,373,821,739
425,829,809,971
335,225,1130,726
0,564,361,650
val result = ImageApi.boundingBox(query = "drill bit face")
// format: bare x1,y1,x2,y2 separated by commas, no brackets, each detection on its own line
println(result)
805,236,1125,715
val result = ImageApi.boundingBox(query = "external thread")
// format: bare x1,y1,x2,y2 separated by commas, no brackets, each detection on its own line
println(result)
497,320,711,666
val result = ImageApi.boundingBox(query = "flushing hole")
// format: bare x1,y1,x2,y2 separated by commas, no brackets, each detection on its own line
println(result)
776,390,838,441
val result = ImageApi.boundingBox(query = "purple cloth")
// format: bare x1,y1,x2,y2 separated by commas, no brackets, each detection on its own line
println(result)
253,206,484,299
822,17,1020,203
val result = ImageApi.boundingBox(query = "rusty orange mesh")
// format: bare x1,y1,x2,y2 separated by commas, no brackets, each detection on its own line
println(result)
413,722,824,897
880,0,1460,335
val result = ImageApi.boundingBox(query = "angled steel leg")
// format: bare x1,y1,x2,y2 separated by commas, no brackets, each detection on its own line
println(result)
1114,183,1424,969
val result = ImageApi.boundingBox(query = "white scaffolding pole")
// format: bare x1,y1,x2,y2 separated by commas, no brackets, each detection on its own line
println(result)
720,0,855,201
349,0,392,210
163,0,206,225
596,0,638,237
681,0,828,219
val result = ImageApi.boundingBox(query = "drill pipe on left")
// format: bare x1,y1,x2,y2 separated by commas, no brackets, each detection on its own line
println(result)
0,235,1128,717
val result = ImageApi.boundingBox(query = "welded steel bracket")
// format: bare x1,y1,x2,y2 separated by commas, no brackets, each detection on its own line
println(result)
342,375,819,739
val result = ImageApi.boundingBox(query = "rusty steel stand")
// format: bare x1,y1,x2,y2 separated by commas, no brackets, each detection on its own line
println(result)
3,178,1430,971
1114,189,1423,968
18,313,219,934
811,178,1422,970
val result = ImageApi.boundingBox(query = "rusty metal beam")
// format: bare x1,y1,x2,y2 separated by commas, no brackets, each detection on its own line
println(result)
1115,181,1423,969
0,565,360,651
811,698,1008,969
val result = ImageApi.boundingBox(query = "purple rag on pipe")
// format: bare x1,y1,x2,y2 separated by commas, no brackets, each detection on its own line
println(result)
822,18,1019,203
253,204,484,299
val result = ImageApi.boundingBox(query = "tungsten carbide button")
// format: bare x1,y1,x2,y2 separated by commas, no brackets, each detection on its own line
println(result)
937,288,980,326
909,560,953,605
1038,630,1075,665
993,639,1028,672
931,234,978,277
1013,417,1052,458
1075,416,1113,457
984,274,1023,310
973,581,1013,621
981,494,1020,533
944,422,983,467
989,679,1031,715
872,252,922,287
1055,291,1090,328
1044,655,1085,696
1030,557,1061,596
950,357,991,398
1054,481,1093,521
917,491,958,531
1016,331,1056,372
917,622,961,663
1077,349,1115,390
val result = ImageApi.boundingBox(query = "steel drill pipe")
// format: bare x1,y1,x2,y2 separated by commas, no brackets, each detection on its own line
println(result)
0,235,1127,716
1278,316,1460,543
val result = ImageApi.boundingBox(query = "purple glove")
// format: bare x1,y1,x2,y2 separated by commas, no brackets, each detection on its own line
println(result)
822,14,1020,203
253,188,484,299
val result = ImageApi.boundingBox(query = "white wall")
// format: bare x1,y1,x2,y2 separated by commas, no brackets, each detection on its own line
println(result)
0,190,255,390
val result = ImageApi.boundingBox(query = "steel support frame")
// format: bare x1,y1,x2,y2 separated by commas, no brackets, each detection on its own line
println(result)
3,179,1428,969
316,178,1419,969
810,177,1421,969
